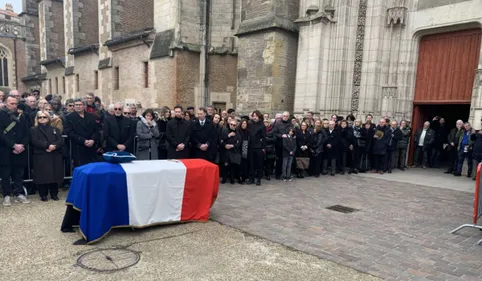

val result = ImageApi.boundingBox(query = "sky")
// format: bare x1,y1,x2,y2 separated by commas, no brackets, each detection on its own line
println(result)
0,0,21,12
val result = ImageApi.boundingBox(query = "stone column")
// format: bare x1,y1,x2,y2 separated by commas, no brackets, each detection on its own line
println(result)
19,0,40,76
236,0,300,115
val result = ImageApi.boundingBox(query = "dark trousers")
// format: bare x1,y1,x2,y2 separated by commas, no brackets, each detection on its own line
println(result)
222,164,239,181
311,153,323,176
323,158,336,174
275,146,283,177
264,158,274,177
240,158,249,180
38,183,59,198
340,151,348,172
414,146,429,166
1,165,25,197
457,150,473,176
431,148,441,168
249,149,264,180
397,148,407,168
358,151,370,171
386,150,397,171
374,154,386,171
447,147,457,172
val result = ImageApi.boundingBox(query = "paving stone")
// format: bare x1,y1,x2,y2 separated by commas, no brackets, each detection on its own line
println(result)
211,173,482,281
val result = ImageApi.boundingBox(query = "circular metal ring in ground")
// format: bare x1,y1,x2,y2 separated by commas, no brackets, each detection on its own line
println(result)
76,248,141,272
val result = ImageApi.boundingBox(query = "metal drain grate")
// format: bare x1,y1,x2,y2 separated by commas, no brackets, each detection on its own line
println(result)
326,205,358,213
76,248,141,272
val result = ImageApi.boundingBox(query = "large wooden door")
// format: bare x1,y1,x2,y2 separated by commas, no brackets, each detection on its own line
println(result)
414,29,482,104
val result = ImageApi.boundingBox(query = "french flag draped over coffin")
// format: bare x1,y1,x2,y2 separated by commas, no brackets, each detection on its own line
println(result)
66,159,219,243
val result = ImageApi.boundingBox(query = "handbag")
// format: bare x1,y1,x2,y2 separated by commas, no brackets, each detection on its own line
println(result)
229,151,241,165
296,157,310,170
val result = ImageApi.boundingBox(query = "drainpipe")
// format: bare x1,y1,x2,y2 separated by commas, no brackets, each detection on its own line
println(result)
204,0,210,107
13,37,18,90
200,0,210,107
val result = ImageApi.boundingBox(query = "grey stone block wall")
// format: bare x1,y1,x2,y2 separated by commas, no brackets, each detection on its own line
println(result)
237,30,298,114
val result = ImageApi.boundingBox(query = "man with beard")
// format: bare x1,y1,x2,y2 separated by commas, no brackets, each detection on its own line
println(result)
248,110,266,185
166,105,191,159
103,102,136,153
0,96,30,206
64,98,100,167
272,111,293,180
191,107,216,162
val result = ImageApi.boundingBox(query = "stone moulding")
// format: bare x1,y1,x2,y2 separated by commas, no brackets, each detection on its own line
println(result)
98,57,111,70
39,57,65,69
68,44,99,56
387,6,408,27
474,69,482,87
294,11,336,26
235,14,299,37
21,73,46,83
104,28,154,48
350,0,367,113
64,66,74,76
382,86,398,98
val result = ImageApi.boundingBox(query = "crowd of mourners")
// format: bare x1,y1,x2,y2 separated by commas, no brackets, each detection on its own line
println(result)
0,89,481,207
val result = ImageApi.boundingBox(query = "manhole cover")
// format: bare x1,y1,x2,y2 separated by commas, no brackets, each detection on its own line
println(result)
76,248,140,272
326,205,358,213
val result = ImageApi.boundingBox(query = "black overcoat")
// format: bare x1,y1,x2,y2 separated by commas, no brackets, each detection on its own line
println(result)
103,115,135,153
30,125,64,184
166,117,191,159
64,111,100,167
191,118,216,161
0,110,29,167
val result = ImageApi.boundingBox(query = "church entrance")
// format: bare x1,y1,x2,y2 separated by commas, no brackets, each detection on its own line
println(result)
409,28,482,165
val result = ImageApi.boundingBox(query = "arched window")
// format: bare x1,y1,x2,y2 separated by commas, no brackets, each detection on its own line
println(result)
0,49,9,87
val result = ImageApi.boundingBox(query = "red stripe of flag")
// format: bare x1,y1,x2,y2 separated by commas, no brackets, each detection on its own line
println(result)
179,159,219,221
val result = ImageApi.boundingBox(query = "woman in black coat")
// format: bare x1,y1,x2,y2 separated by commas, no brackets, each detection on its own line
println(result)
296,121,312,178
30,111,64,201
156,107,170,159
359,122,374,172
310,125,324,177
221,120,241,184
237,119,250,184
339,120,355,175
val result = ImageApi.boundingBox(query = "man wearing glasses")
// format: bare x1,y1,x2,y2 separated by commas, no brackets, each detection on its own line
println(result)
64,98,100,167
103,103,135,153
0,95,30,206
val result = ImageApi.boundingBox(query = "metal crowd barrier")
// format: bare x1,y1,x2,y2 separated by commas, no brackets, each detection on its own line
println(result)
22,135,74,183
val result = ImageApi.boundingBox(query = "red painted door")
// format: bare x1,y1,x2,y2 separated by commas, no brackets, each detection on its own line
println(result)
414,29,481,104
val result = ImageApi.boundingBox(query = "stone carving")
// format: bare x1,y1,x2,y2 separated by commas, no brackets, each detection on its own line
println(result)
387,7,407,27
351,0,367,113
0,20,23,38
382,86,398,98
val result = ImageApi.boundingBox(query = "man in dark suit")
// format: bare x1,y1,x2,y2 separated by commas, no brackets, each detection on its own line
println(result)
64,98,100,167
166,105,191,159
386,120,402,173
323,120,340,176
0,95,30,206
191,107,216,162
103,103,136,153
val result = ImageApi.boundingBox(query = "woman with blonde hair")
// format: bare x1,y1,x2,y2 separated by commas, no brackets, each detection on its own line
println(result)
156,106,171,159
30,110,64,201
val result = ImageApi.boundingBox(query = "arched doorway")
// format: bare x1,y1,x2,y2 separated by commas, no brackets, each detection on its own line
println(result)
409,28,482,165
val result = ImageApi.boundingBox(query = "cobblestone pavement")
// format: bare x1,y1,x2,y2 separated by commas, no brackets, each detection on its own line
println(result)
211,174,482,281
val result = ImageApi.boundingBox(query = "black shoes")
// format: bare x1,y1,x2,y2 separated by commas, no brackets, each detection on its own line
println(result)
40,196,48,202
266,175,271,181
444,170,453,174
255,179,261,186
51,196,59,201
